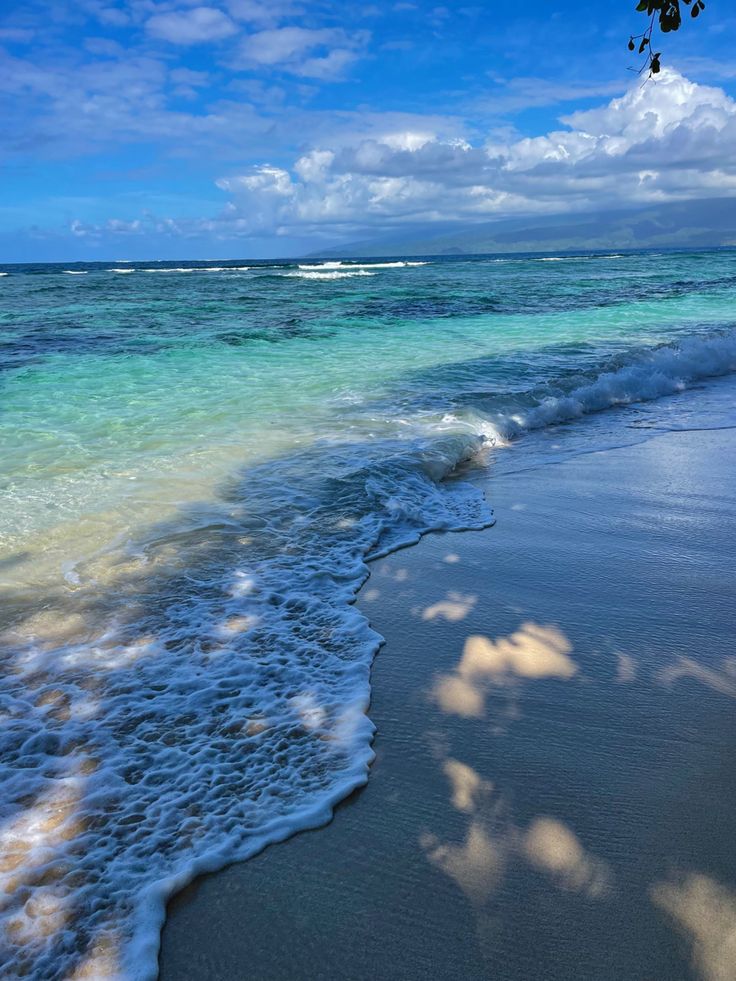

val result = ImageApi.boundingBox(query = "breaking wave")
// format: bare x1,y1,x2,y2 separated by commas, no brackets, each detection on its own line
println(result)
298,261,428,270
285,269,376,280
479,329,736,441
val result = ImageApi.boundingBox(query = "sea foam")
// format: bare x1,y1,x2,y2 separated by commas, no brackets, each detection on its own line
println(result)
286,269,376,280
487,330,736,440
298,261,428,270
0,422,491,980
143,267,196,273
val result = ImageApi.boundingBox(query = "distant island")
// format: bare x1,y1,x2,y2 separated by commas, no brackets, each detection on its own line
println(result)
308,197,736,258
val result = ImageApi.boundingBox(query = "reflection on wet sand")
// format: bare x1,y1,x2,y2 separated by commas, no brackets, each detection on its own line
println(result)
615,652,637,683
653,874,736,981
422,820,506,906
419,604,736,975
522,818,609,898
421,757,505,904
432,622,577,718
421,592,477,622
420,622,609,941
442,758,492,814
658,656,736,699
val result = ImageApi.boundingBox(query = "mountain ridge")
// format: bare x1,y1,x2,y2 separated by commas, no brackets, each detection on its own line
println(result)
305,197,736,258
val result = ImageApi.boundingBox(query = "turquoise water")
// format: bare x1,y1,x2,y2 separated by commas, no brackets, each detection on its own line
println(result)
2,250,736,979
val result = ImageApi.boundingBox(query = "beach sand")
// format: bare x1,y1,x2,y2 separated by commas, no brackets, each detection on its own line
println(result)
160,399,736,981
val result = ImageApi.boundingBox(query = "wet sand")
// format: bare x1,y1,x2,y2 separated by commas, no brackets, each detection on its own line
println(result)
160,411,736,981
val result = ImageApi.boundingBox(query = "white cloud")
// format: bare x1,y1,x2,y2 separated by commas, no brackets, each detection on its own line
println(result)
0,40,458,164
477,77,627,116
56,70,736,249
237,26,368,78
146,7,238,45
170,67,210,87
298,47,358,81
225,0,299,25
208,70,736,237
0,27,35,42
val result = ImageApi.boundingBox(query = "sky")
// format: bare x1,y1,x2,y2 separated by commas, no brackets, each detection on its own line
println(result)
2,0,736,260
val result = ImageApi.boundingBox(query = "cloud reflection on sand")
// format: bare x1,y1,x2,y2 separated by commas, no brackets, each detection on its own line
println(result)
422,755,611,909
658,656,736,699
421,592,477,623
653,874,736,981
522,818,610,898
432,622,577,718
420,622,608,916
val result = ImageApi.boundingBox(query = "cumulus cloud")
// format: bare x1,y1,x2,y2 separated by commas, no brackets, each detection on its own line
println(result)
208,70,736,237
60,70,736,249
146,7,238,45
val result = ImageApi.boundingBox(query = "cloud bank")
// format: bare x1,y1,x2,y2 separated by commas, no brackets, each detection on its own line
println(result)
205,71,736,241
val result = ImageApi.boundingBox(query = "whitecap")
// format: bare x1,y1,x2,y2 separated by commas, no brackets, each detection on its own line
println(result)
199,265,253,272
537,254,624,262
285,269,376,280
142,267,195,273
298,261,427,270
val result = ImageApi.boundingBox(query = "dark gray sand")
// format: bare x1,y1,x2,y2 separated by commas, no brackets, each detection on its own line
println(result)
160,419,736,981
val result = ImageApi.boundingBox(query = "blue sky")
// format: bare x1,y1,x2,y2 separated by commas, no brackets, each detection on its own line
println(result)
2,0,736,260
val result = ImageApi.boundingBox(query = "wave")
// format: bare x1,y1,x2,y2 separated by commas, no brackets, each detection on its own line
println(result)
487,254,626,265
461,330,736,444
143,267,196,273
104,266,255,275
63,270,88,275
538,254,625,262
285,269,376,280
0,271,8,277
202,266,253,272
298,261,428,270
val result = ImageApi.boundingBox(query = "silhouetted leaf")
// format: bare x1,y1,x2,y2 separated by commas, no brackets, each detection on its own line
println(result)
629,0,705,78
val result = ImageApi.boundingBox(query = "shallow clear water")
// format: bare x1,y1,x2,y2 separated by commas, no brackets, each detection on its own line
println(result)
1,250,736,979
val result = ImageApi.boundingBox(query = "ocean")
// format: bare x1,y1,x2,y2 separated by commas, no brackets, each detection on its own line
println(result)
2,250,736,979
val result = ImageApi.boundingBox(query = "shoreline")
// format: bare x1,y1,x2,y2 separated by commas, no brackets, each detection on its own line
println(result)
160,402,736,981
